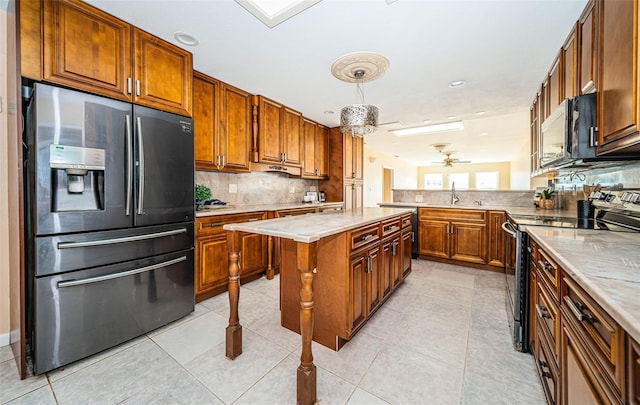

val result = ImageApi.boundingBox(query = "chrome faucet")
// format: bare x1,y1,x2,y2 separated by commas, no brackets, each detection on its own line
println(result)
450,181,459,205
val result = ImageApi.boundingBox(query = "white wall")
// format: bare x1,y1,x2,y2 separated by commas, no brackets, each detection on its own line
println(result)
363,146,418,207
510,135,532,190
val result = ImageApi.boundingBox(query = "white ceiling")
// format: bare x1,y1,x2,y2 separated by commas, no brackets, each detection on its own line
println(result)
87,0,588,166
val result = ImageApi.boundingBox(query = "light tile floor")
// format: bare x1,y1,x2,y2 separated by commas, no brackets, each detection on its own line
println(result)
1,259,546,404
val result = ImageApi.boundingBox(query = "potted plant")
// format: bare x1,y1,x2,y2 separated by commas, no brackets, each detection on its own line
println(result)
541,188,555,209
195,184,212,210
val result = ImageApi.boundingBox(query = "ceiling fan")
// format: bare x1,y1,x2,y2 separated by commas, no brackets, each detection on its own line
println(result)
430,143,471,166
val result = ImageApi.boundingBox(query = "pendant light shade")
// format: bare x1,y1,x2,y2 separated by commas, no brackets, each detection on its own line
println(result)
340,104,379,136
331,52,389,137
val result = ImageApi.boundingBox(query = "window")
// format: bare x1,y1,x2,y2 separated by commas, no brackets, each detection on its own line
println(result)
423,173,443,190
476,172,500,190
448,173,469,190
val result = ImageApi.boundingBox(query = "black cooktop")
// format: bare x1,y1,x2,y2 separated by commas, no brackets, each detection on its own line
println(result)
510,210,640,232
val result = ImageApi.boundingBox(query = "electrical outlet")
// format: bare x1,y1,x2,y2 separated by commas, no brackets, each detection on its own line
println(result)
415,195,424,203
309,185,317,192
228,184,237,193
289,186,295,194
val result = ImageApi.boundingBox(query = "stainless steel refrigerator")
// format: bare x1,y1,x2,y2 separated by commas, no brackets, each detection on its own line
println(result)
25,83,195,374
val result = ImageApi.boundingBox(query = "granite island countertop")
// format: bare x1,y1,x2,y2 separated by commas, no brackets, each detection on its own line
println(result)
525,226,640,343
223,207,414,243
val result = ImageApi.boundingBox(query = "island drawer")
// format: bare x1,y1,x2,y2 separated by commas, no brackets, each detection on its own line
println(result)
349,224,380,252
381,218,401,238
561,276,625,395
535,325,559,405
401,214,412,229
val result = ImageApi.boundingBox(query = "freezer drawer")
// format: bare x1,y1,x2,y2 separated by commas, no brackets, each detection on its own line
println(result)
34,249,194,374
35,222,194,277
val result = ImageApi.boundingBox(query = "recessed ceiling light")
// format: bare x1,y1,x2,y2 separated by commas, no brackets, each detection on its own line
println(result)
173,31,199,46
475,111,486,116
394,155,400,158
324,110,335,115
448,80,466,88
391,121,464,136
423,119,432,124
479,132,489,136
447,115,457,120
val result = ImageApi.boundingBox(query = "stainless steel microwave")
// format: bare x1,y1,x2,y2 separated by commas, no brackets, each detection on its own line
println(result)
540,93,597,167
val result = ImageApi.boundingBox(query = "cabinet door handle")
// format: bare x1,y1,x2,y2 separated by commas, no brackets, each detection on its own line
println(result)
391,242,397,256
567,298,595,324
127,77,132,94
366,255,373,273
221,155,225,167
535,304,551,319
135,79,141,96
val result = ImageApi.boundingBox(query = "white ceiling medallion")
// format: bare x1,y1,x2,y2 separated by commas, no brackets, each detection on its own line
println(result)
235,0,322,28
332,52,390,137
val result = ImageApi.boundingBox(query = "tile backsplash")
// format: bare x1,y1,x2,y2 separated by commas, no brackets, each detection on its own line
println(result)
195,171,318,205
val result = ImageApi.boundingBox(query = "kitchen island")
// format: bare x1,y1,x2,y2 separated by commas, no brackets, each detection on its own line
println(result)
223,207,414,405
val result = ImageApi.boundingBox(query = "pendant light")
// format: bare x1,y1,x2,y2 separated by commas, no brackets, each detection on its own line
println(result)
331,52,390,137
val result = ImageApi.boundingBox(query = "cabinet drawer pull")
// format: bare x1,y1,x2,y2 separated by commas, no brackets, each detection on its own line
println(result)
567,298,595,324
361,234,374,242
208,222,224,227
248,218,259,222
536,304,551,319
538,360,552,378
538,260,554,274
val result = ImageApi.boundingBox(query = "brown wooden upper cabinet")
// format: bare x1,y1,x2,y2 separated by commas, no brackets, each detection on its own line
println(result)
193,72,252,172
302,119,329,179
343,133,363,180
254,95,303,167
40,0,192,116
578,0,597,95
596,0,640,155
547,53,562,114
562,25,578,99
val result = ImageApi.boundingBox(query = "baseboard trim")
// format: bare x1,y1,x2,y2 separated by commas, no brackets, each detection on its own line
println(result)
0,332,10,347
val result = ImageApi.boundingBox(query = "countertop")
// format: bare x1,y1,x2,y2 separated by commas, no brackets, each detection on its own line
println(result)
196,201,344,217
223,207,414,243
378,202,576,219
526,227,640,343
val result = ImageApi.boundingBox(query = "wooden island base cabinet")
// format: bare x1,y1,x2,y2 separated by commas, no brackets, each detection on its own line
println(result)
223,208,413,405
279,213,412,350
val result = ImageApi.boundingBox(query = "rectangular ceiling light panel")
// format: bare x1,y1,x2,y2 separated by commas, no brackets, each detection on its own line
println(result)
391,121,464,136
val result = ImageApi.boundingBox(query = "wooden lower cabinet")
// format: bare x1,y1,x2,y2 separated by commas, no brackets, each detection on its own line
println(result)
628,336,640,404
418,208,486,265
350,245,381,333
195,212,267,301
561,319,613,405
487,211,505,267
279,213,410,351
530,237,629,405
401,228,412,280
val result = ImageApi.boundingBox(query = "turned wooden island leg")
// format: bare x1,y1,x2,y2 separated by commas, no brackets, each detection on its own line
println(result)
266,235,275,280
226,230,242,359
296,241,317,405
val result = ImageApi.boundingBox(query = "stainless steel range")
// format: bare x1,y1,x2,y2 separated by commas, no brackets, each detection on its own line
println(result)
502,190,640,352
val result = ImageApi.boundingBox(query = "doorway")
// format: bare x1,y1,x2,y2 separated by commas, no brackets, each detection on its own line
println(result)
383,167,394,203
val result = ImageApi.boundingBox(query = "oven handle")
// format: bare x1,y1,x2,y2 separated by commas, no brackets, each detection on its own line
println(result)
501,221,517,238
57,256,187,288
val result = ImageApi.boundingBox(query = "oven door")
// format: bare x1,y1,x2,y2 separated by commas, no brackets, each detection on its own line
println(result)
502,220,530,352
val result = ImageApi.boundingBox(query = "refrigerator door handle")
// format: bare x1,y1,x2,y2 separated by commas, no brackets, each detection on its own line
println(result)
57,228,188,249
136,116,145,215
57,255,187,288
125,114,133,216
